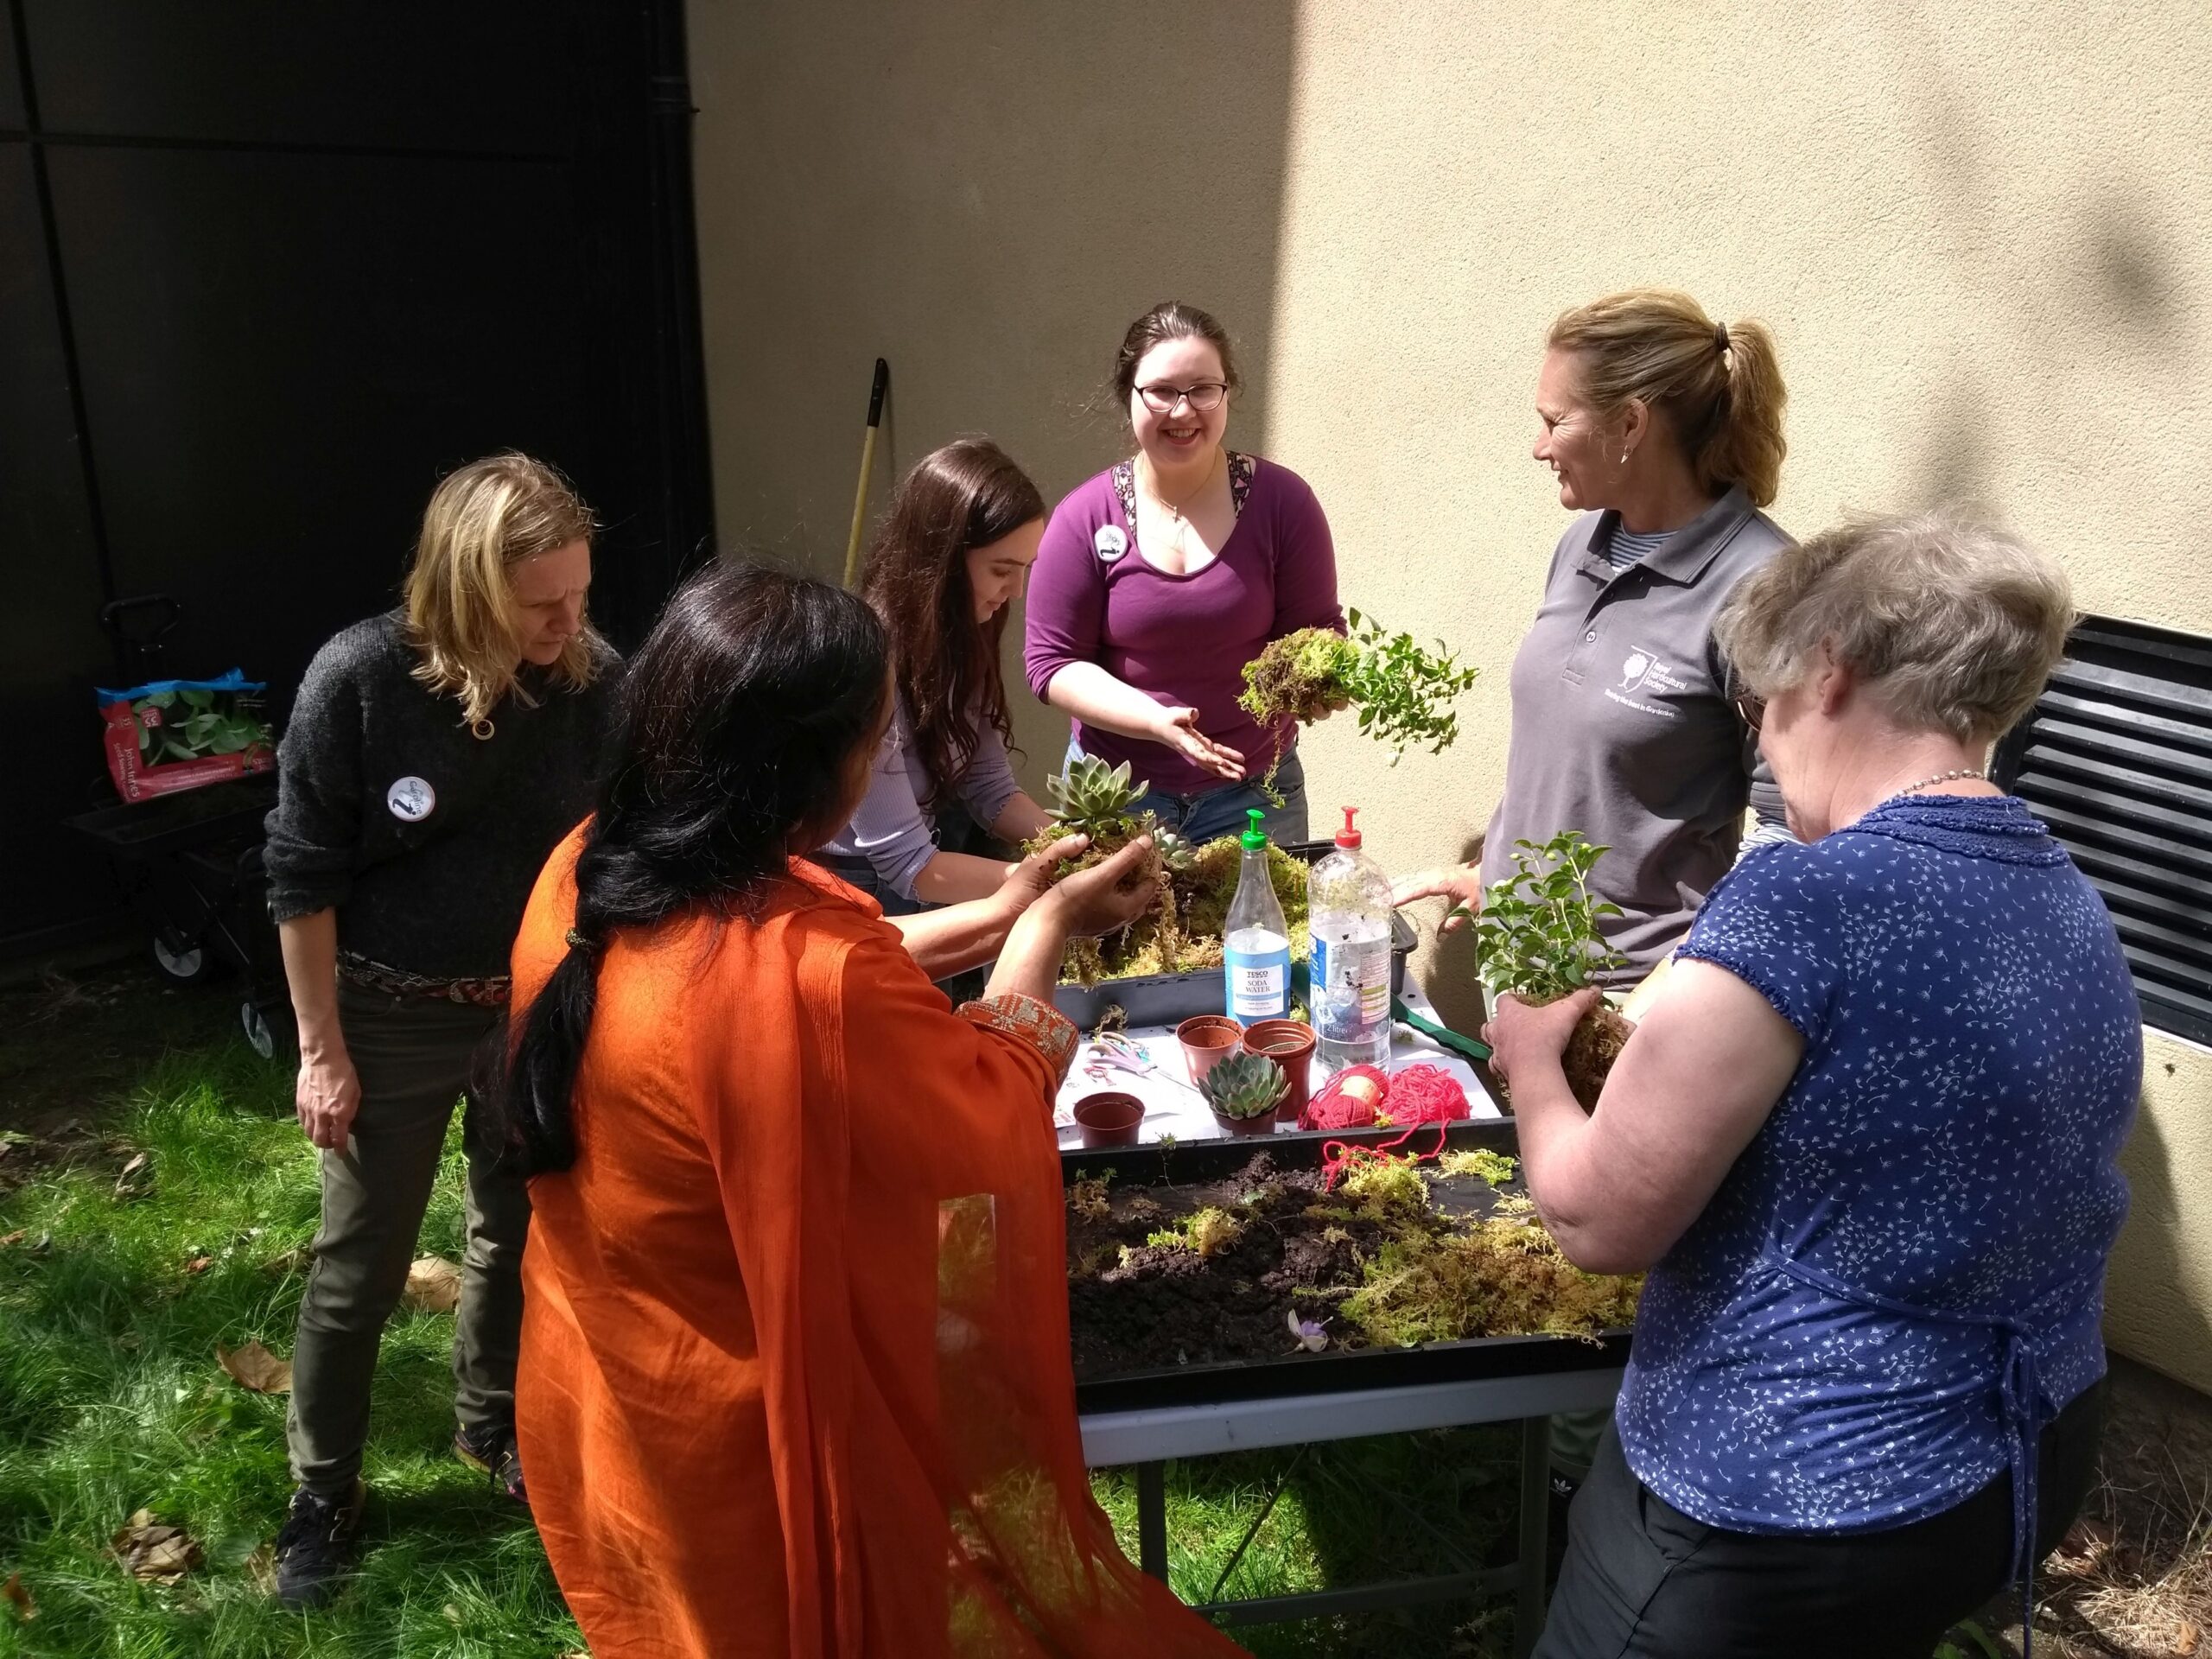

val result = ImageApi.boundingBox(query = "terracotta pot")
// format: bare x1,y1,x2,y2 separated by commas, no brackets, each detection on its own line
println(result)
1072,1091,1145,1149
1176,1015,1243,1088
1243,1019,1317,1124
1211,1108,1279,1138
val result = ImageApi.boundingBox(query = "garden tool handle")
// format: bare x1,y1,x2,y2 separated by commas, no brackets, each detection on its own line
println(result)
1390,995,1492,1063
841,358,891,590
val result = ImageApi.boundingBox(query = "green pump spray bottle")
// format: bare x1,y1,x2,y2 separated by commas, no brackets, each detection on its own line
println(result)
1222,808,1291,1026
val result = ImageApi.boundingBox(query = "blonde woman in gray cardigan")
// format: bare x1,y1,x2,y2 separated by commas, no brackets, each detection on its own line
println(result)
261,453,618,1606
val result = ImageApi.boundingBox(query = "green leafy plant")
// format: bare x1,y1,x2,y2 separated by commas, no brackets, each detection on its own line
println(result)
1198,1052,1289,1120
1470,832,1634,1111
1239,608,1479,763
131,686,271,766
1469,832,1624,1002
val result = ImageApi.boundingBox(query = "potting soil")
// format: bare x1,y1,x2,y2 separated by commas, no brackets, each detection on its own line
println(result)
1065,1152,1640,1381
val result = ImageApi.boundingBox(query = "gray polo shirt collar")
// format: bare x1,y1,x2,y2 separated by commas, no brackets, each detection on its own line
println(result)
1571,486,1761,596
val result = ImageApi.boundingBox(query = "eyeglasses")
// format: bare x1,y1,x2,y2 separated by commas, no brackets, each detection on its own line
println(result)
1732,690,1766,733
1135,381,1228,415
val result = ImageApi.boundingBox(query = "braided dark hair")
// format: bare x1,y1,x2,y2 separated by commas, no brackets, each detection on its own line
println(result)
505,561,889,1172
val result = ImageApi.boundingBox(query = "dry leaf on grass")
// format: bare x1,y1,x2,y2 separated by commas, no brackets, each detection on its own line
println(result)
2177,1620,2200,1657
185,1255,213,1275
2,1572,33,1620
112,1152,152,1199
403,1256,463,1314
216,1340,292,1394
111,1511,201,1584
260,1244,312,1276
0,1230,25,1249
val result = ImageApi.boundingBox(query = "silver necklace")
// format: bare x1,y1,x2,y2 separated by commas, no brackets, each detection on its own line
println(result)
1892,766,1986,798
1138,449,1220,560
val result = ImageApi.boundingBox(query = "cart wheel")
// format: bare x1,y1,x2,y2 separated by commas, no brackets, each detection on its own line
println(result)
242,1001,296,1064
152,931,214,983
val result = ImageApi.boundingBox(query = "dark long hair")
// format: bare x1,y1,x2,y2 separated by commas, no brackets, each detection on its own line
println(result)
858,439,1043,810
505,562,889,1173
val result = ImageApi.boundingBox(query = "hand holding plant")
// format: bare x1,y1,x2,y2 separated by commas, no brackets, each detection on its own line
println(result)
1469,832,1634,1111
1239,608,1478,763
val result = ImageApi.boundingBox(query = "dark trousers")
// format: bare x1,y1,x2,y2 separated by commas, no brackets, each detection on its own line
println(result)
1533,1382,2104,1659
285,981,526,1495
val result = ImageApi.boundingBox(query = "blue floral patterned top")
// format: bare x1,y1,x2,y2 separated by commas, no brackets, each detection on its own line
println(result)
1619,793,2141,1541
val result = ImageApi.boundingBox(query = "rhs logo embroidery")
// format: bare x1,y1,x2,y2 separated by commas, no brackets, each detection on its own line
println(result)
1606,646,1688,717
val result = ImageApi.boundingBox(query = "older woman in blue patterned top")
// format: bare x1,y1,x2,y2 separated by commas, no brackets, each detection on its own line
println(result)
1490,512,2140,1659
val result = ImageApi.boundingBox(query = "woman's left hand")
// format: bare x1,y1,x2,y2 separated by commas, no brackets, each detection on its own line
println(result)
995,834,1089,918
1483,988,1601,1090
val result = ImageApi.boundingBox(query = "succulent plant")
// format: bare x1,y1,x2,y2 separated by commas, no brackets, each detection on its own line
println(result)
1152,822,1196,873
1199,1051,1290,1120
1046,751,1147,837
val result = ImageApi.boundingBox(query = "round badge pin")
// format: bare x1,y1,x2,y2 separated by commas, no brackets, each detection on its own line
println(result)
1093,524,1128,563
386,776,436,823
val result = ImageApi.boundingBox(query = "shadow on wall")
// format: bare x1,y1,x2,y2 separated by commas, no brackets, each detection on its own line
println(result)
686,0,1304,782
1901,56,2202,517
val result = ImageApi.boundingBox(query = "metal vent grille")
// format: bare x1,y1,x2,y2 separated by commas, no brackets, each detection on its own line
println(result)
1993,615,2212,1045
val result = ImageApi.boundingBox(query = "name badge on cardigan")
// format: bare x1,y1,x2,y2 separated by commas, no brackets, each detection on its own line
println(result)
386,776,436,822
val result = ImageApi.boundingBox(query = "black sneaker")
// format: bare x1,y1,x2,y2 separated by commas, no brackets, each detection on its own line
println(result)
453,1422,527,1506
272,1481,365,1608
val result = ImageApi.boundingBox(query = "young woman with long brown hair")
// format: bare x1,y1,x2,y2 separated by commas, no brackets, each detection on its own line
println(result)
817,438,1056,909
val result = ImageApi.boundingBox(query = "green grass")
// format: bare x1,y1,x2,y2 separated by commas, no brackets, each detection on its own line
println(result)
0,1039,580,1657
0,977,1528,1657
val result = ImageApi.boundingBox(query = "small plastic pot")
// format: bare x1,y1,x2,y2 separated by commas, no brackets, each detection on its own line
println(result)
1177,1015,1244,1088
1243,1019,1317,1125
1072,1091,1146,1148
1211,1108,1279,1139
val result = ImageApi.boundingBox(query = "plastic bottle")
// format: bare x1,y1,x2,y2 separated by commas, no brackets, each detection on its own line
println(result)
1308,805,1394,1069
1223,808,1291,1027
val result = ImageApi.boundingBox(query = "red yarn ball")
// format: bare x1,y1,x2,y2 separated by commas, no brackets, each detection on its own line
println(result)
1381,1063,1470,1126
1302,1065,1388,1130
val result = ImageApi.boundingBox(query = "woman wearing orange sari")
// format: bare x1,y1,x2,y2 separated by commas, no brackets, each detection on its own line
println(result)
505,563,1243,1658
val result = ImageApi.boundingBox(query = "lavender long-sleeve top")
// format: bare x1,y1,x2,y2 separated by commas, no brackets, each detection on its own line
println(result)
818,697,1024,900
1023,455,1342,798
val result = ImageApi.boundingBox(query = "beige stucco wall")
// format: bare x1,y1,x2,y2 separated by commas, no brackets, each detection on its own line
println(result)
687,1,2212,1391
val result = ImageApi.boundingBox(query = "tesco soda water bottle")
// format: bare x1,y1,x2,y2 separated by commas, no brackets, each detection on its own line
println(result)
1223,808,1291,1026
1308,806,1394,1068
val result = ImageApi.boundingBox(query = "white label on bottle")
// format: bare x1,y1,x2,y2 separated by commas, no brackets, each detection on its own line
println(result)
1230,960,1288,1019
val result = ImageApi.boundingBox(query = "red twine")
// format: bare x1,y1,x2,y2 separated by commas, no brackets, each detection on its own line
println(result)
1307,1063,1471,1190
1301,1065,1388,1131
1320,1120,1450,1191
1380,1063,1470,1127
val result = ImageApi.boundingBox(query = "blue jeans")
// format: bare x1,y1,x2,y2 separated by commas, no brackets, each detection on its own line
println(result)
1069,743,1309,847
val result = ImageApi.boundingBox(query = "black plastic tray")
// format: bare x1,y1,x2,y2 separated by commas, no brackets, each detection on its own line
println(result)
67,774,278,860
1051,838,1417,1031
1063,1118,1630,1415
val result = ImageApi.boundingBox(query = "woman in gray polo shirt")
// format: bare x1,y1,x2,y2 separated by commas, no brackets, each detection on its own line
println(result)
1398,289,1792,1497
1400,289,1792,980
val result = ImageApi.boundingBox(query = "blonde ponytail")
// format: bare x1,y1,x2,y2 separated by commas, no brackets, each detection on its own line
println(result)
1548,289,1789,508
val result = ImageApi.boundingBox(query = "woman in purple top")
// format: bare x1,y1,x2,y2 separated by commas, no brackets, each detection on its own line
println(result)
1024,302,1344,844
819,440,1058,914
